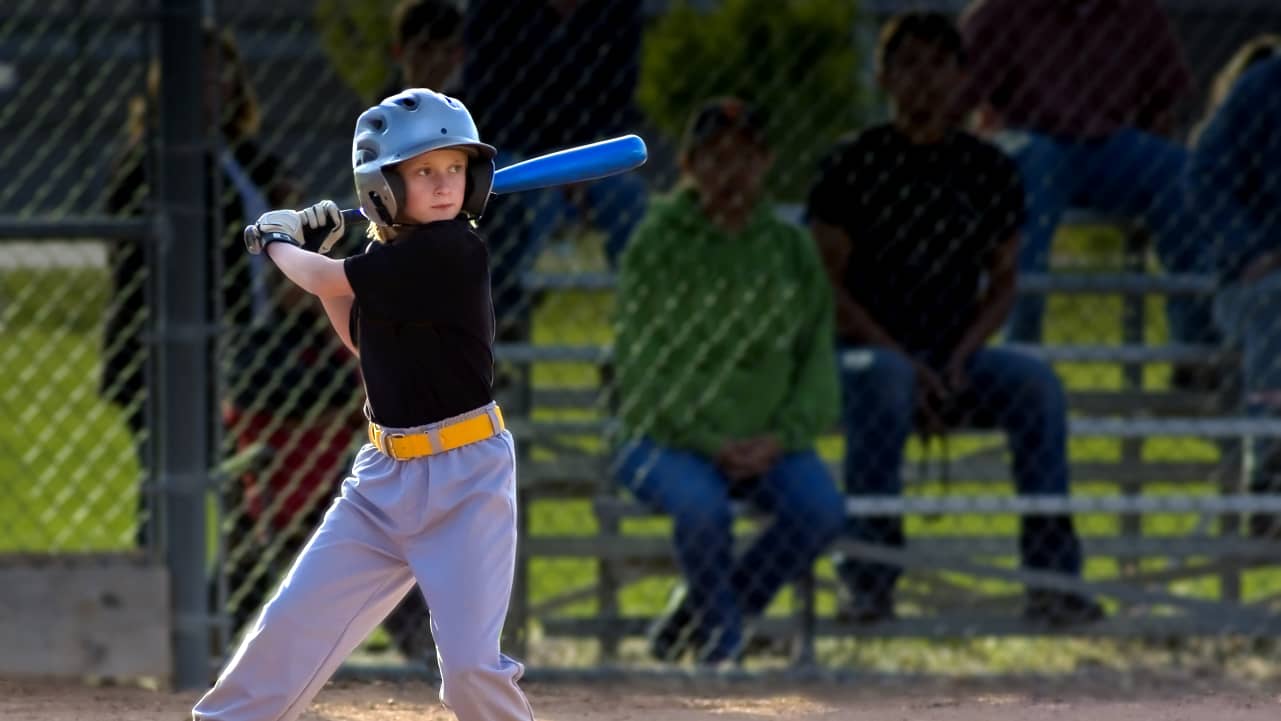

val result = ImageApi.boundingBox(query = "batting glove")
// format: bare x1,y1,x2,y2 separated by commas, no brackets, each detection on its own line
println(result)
299,199,346,255
244,210,303,255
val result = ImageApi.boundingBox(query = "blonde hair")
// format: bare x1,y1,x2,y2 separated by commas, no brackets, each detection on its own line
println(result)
126,27,262,146
1194,34,1281,143
366,223,394,243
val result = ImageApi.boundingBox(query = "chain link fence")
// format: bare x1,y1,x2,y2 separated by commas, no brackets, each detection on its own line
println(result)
3,0,1281,685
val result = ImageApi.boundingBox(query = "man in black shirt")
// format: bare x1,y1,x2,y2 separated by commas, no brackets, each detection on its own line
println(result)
464,0,649,349
807,12,1101,626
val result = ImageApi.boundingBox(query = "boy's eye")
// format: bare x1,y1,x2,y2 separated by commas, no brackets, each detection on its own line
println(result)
450,164,465,173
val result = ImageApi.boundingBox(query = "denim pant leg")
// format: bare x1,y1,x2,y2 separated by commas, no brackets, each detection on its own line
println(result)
731,450,846,618
1079,129,1218,344
835,347,916,599
614,438,740,639
999,131,1076,343
1215,275,1281,490
962,348,1082,577
586,171,648,269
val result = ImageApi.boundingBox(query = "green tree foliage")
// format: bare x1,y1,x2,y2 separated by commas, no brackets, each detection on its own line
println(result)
315,0,399,104
638,0,869,200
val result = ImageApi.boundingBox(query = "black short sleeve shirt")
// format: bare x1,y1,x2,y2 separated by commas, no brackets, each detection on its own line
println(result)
806,125,1025,357
343,219,495,427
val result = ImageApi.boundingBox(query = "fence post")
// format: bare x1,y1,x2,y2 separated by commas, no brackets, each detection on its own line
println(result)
1119,224,1147,578
154,0,212,690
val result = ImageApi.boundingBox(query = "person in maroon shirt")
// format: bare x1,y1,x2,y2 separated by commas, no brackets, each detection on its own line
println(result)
961,0,1217,360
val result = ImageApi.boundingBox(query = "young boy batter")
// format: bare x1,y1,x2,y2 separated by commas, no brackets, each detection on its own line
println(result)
193,89,533,721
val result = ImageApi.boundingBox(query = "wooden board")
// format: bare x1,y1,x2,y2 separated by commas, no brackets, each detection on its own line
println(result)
0,554,170,679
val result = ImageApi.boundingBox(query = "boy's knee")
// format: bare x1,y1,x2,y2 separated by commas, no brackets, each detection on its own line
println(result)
842,349,916,417
1016,358,1067,413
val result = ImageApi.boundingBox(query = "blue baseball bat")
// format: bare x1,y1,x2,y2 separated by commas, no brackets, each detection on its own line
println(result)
339,134,647,223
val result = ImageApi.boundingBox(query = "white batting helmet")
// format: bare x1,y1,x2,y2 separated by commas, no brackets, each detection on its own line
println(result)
352,89,497,225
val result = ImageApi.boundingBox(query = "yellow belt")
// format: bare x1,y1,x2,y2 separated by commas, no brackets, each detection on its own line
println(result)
368,405,505,461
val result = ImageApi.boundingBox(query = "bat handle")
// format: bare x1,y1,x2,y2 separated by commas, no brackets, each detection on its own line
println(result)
341,208,365,223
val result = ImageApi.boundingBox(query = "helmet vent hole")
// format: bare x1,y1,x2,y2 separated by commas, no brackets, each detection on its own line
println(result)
441,127,448,134
398,96,419,110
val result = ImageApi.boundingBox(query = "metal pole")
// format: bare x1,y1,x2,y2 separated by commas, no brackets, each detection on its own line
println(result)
154,0,211,690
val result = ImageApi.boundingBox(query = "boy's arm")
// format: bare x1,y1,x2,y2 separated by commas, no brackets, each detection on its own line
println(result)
810,220,905,351
319,294,357,356
774,232,840,452
949,232,1018,363
251,209,354,298
266,242,354,299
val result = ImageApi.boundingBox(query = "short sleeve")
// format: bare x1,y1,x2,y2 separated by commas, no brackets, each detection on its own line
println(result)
988,148,1026,242
348,301,360,350
343,243,398,316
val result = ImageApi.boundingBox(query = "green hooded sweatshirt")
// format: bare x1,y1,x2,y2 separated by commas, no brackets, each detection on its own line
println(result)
614,189,839,456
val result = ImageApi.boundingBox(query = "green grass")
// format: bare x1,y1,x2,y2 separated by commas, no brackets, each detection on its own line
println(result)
3,227,1279,673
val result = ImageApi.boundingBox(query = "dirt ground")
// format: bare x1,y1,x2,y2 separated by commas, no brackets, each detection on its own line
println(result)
2,674,1279,721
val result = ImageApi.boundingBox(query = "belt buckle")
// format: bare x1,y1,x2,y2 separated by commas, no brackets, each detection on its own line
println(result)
387,432,407,461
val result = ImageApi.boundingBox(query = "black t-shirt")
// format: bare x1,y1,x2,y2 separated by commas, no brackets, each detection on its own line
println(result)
806,125,1024,359
343,219,495,427
464,0,641,153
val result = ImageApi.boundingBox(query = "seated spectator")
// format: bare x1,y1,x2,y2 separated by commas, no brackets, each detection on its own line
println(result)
614,98,845,665
807,12,1102,626
380,0,464,98
1189,50,1281,537
961,0,1218,360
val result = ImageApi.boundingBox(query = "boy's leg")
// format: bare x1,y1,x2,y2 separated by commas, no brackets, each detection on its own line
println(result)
402,433,534,721
1081,129,1219,345
614,437,739,658
734,450,845,619
835,347,916,612
960,347,1080,575
193,469,416,721
1216,274,1281,531
996,131,1074,343
958,348,1101,622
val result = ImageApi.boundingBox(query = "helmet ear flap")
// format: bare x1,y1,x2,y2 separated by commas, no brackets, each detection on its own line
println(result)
463,157,495,218
383,169,405,223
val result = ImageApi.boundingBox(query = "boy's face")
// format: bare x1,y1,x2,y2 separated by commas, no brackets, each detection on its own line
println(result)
400,34,463,90
685,128,772,213
881,35,966,135
395,147,469,224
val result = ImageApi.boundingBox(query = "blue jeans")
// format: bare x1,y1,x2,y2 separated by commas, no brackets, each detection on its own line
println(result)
836,346,1082,599
1000,128,1216,345
485,152,647,329
1215,272,1281,491
615,438,845,654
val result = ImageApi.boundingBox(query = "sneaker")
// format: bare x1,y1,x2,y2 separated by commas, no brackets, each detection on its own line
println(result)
836,587,896,625
647,585,705,662
694,623,744,666
1024,590,1105,626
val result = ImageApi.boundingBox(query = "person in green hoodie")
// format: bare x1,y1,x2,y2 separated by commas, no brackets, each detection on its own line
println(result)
613,98,846,666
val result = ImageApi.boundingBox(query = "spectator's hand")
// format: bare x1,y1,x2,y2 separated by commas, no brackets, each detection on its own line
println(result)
942,354,971,395
715,435,781,481
299,200,346,255
1241,252,1281,285
736,434,783,477
913,361,949,436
